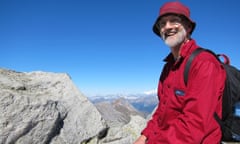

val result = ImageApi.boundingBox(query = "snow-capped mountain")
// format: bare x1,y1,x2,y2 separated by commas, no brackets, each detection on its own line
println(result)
89,90,158,117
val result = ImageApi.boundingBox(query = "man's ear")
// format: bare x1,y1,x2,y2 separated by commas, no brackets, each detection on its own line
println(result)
181,19,192,34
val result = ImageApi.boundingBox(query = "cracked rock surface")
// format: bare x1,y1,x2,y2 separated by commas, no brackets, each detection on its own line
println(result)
0,69,107,144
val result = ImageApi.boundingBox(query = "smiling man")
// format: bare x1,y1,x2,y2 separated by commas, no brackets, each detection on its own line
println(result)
134,1,226,144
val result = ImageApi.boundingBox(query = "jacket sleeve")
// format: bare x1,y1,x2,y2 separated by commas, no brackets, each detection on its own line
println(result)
141,63,169,140
141,103,161,139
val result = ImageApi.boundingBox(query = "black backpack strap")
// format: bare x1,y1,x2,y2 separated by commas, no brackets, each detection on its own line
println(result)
184,48,221,86
184,48,205,86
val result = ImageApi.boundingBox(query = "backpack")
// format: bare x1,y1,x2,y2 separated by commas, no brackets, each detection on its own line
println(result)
184,48,240,142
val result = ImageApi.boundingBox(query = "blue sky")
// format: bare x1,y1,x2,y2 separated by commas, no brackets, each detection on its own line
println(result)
1,0,239,97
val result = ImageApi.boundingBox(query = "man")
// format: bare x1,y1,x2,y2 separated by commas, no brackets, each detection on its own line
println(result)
134,1,226,144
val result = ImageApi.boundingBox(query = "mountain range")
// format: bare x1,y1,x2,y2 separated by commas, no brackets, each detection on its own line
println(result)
89,92,158,118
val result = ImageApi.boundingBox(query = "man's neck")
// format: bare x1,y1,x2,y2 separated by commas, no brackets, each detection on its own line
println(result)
170,39,190,59
171,46,180,59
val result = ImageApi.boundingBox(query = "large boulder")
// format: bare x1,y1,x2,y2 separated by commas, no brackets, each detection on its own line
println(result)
0,69,107,144
95,98,145,127
99,115,146,144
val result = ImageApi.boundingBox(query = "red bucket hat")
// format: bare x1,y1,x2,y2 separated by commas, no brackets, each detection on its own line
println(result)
153,1,196,37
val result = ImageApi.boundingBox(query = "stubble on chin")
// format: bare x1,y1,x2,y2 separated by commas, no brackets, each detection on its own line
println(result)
162,28,187,48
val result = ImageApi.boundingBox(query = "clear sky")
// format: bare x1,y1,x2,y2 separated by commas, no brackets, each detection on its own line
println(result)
1,0,239,97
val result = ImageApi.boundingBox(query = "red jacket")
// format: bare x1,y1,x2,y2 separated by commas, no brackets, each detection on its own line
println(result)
142,40,226,144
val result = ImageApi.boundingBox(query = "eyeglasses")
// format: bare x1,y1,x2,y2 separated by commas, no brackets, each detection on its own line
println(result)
157,16,182,29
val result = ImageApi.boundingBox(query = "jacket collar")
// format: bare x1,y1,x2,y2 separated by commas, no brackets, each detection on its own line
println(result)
164,39,199,63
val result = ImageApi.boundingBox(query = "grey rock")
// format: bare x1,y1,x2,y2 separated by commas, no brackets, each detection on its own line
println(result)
0,68,147,144
0,69,107,144
95,98,145,127
99,115,146,144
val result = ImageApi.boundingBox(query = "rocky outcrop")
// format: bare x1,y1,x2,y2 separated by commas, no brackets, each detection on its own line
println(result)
0,68,146,144
99,115,146,144
92,98,147,143
95,98,145,127
0,69,107,144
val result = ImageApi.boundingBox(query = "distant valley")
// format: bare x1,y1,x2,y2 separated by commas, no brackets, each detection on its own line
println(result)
89,93,158,118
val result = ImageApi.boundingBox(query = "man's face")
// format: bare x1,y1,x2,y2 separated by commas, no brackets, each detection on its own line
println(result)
157,15,189,48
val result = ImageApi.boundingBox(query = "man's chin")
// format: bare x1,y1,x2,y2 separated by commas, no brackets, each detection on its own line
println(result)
164,39,180,47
